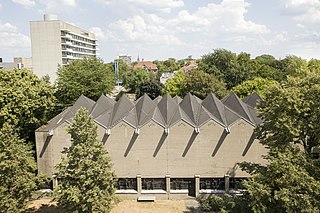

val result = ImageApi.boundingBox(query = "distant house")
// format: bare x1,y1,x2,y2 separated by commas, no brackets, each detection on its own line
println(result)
133,61,158,72
181,60,197,73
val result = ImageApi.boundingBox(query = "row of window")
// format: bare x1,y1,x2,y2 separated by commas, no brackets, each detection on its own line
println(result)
115,178,245,191
61,32,95,45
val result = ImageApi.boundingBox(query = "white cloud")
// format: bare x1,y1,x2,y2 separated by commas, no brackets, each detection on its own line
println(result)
0,22,30,48
90,27,106,40
38,0,76,12
281,0,320,23
127,0,183,12
12,0,35,7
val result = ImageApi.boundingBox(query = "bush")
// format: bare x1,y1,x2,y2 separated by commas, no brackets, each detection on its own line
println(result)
198,193,252,213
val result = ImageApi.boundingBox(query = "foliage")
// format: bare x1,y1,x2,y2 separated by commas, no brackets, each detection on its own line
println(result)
240,148,320,213
161,70,186,96
122,67,150,93
231,77,277,98
55,108,116,213
182,70,228,99
199,194,253,213
55,57,115,108
136,79,163,99
0,68,55,141
256,72,320,151
153,58,182,73
0,123,39,213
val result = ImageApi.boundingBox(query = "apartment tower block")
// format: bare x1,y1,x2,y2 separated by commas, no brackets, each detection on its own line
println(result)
30,14,97,81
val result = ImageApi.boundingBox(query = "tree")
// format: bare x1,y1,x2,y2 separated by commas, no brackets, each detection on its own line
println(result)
240,148,320,213
0,123,38,213
256,72,320,151
55,57,115,108
55,108,116,212
162,70,186,97
231,77,277,98
122,68,150,93
136,79,163,99
182,70,228,99
198,49,259,89
0,68,55,142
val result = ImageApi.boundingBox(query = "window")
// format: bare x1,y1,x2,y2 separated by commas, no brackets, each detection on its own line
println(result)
200,178,225,190
142,178,165,190
229,178,246,190
115,178,137,190
170,178,192,190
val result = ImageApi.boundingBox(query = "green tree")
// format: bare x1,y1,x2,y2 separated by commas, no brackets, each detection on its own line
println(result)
0,123,38,213
231,77,277,98
55,108,116,212
122,68,150,92
182,70,228,99
240,148,320,213
162,70,186,96
254,54,276,67
256,72,320,151
55,57,115,108
0,68,55,141
136,79,163,99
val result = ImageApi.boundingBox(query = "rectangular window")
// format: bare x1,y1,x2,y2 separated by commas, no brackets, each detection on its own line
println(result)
200,178,225,190
142,178,165,190
115,178,137,190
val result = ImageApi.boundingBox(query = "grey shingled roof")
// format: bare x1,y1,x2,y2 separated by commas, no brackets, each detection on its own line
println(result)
202,93,228,126
37,92,262,132
124,94,157,128
90,95,115,119
108,94,135,128
179,93,211,127
59,94,96,124
153,94,182,128
222,93,255,125
242,92,262,108
173,96,182,103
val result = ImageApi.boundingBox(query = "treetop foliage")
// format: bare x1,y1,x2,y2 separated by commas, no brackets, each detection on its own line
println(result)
0,123,39,213
55,108,116,213
55,57,116,108
0,68,55,141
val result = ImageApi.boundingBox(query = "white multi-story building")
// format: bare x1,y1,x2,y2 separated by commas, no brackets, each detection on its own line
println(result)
30,14,97,81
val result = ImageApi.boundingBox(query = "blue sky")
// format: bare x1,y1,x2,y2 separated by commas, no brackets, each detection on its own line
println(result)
1,0,320,63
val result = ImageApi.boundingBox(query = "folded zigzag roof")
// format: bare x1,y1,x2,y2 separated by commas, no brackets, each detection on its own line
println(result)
37,92,262,132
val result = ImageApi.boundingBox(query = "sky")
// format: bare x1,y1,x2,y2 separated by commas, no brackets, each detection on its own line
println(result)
1,0,320,63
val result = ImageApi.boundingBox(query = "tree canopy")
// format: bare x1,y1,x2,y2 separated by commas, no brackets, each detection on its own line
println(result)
0,68,55,141
136,79,163,99
55,108,116,212
256,72,320,151
0,123,38,213
161,70,186,97
55,57,115,108
240,148,320,213
182,70,228,99
231,77,277,99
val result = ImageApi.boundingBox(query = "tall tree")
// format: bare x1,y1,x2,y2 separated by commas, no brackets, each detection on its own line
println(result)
231,77,277,98
0,68,55,142
240,148,320,213
0,123,38,213
256,72,320,151
182,70,228,99
55,108,116,212
162,70,186,97
122,68,151,93
136,79,163,99
55,57,115,108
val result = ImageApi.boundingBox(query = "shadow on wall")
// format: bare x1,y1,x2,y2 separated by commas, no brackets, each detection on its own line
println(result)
40,135,53,158
153,131,168,157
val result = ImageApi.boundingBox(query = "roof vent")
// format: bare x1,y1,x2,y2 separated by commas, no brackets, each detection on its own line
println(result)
194,127,200,134
224,127,230,134
48,129,54,136
44,14,58,21
164,128,169,135
135,128,140,135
